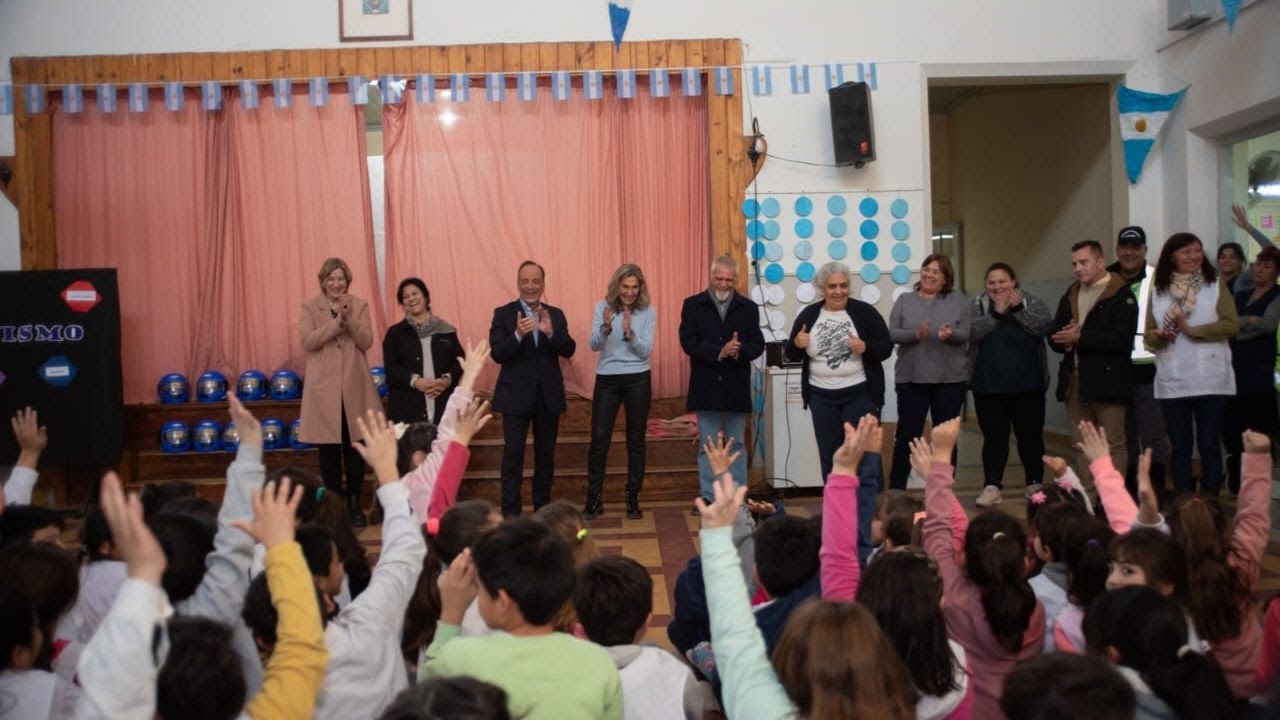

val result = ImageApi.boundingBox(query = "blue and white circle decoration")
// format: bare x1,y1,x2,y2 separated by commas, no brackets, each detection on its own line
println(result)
764,263,785,283
794,196,814,217
765,242,784,262
794,240,814,261
828,239,848,260
860,264,881,283
859,197,879,217
261,418,287,450
890,198,910,219
763,220,781,241
860,220,879,240
892,265,913,285
741,198,760,218
827,218,847,238
891,221,910,241
795,218,814,239
751,241,767,261
746,220,764,240
827,195,847,216
160,421,190,453
193,420,223,452
860,285,882,304
796,262,815,283
891,243,912,263
760,197,781,218
860,241,879,261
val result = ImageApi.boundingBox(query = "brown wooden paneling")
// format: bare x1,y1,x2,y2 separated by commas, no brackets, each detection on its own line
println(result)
503,44,524,73
11,57,55,270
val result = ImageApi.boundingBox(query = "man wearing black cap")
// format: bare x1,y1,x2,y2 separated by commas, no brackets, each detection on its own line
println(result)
1107,225,1169,493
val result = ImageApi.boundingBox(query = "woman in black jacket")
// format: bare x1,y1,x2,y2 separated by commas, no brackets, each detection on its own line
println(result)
382,277,465,424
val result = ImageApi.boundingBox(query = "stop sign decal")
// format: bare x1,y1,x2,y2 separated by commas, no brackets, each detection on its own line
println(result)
61,280,101,312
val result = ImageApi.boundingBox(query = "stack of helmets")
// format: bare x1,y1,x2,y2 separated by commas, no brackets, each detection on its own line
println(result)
237,370,268,401
160,421,190,452
261,418,287,450
196,371,228,403
192,420,223,452
157,374,190,404
222,422,240,452
270,370,302,400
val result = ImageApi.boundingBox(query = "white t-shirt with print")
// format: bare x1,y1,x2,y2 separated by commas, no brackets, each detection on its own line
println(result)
806,309,866,390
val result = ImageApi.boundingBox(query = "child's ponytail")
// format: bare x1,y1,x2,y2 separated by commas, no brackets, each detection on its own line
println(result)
964,511,1037,653
1168,496,1250,643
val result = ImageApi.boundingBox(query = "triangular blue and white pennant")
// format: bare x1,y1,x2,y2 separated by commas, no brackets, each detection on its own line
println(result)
163,82,184,111
681,68,701,96
1223,0,1241,30
24,85,46,114
382,75,403,104
0,86,12,115
584,70,604,100
96,84,117,113
608,0,632,50
349,76,368,105
416,74,435,103
129,84,149,113
486,72,505,102
650,69,669,98
518,72,537,101
856,63,879,91
713,67,734,96
616,69,637,99
751,65,772,96
201,81,221,111
239,81,259,109
62,84,83,114
1117,84,1186,184
824,63,845,90
790,65,810,94
273,79,292,108
450,74,470,102
309,78,329,107
552,71,572,101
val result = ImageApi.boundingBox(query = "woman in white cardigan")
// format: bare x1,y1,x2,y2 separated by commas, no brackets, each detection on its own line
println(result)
1144,232,1239,496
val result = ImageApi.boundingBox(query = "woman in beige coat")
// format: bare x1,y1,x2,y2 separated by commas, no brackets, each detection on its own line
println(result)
299,257,382,526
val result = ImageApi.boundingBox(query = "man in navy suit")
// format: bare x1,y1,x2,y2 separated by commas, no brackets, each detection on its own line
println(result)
489,261,577,516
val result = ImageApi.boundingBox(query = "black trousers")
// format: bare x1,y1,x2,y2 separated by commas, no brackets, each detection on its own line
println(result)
889,382,966,489
317,403,366,497
587,371,651,499
1223,390,1278,483
972,391,1046,489
500,385,560,516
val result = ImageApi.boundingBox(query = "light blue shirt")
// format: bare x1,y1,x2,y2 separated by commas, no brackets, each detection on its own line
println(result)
519,299,541,346
589,300,655,376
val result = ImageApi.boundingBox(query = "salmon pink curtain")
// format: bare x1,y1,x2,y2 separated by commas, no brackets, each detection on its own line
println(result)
382,78,709,399
53,87,380,403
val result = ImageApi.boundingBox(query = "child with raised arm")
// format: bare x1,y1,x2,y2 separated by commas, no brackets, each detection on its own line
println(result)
3,407,46,509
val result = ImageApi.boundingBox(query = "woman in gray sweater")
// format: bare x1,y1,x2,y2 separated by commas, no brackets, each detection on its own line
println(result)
887,253,969,488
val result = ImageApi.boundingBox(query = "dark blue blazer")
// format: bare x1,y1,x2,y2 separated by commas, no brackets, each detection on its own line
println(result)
679,291,765,412
488,299,576,416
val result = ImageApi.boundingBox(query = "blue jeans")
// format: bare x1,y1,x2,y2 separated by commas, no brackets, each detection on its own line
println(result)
1160,395,1229,495
696,411,748,501
809,383,881,563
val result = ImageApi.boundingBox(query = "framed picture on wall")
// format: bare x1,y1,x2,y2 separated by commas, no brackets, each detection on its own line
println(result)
339,0,413,42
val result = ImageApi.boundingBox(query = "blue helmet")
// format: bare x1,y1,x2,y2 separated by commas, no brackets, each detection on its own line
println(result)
270,370,302,400
196,371,228,402
370,366,388,397
237,370,268,401
222,422,240,452
261,418,287,450
192,420,223,452
289,418,313,449
160,421,191,453
157,373,190,404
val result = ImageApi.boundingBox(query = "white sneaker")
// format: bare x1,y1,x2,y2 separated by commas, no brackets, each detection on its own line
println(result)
976,485,1003,508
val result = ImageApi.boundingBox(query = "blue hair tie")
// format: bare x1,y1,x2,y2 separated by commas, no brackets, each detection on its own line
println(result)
315,487,326,502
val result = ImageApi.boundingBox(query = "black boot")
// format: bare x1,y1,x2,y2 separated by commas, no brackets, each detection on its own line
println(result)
583,492,604,521
346,494,367,528
626,491,643,520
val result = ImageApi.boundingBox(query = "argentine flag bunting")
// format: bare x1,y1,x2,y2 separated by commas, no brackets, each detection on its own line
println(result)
751,65,772,96
382,75,403,105
824,63,844,90
552,71,572,101
201,81,221,111
616,69,636,99
309,78,329,107
608,0,632,50
713,67,733,96
239,81,259,109
518,72,537,101
856,63,879,91
97,84,117,113
129,84,149,113
273,79,292,108
1117,84,1186,184
0,85,11,115
451,74,470,102
486,72,505,102
650,69,669,98
1223,0,1241,30
790,65,810,94
163,82,184,112
584,70,604,100
63,84,83,114
25,85,46,114
416,74,435,103
349,76,368,105
681,68,701,97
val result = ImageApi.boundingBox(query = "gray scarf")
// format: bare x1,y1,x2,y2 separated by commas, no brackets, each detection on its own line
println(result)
710,289,733,321
407,314,455,339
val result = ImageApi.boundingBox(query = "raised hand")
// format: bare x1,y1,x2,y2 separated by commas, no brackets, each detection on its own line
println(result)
915,319,932,341
621,307,633,341
832,415,877,477
452,398,493,446
439,547,479,625
930,417,962,461
99,471,166,583
338,294,353,318
696,471,747,530
1008,288,1022,308
536,310,554,338
11,407,47,469
794,324,810,350
1041,455,1069,479
602,306,616,332
745,498,776,516
1244,429,1271,455
233,477,304,549
703,431,740,478
908,436,935,479
1232,203,1251,231
516,312,537,340
352,409,400,485
1074,420,1110,464
937,323,953,342
1135,449,1161,526
228,394,263,448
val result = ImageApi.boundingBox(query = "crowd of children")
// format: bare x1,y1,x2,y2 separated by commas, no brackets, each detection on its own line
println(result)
2,341,1280,719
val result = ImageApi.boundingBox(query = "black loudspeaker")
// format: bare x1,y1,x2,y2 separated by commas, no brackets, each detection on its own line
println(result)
828,81,875,168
